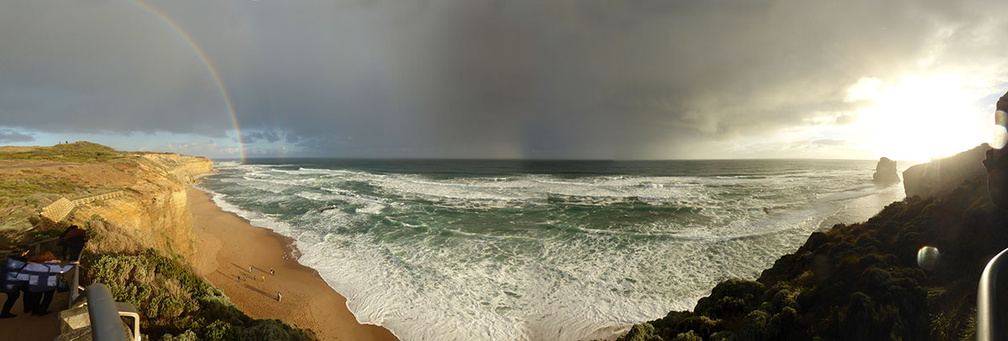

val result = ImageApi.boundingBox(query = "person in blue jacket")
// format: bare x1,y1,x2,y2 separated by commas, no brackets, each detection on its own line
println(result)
0,247,31,318
21,251,74,316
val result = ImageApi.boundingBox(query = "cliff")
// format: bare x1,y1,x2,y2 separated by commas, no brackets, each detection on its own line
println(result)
0,142,213,258
618,149,1008,340
71,153,214,257
0,142,317,340
903,144,989,198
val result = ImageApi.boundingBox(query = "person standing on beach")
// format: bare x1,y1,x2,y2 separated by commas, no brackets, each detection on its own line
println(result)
277,291,282,302
270,268,274,276
249,266,253,273
261,275,265,282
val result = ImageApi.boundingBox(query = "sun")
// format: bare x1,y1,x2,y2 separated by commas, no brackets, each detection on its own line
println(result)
848,74,990,162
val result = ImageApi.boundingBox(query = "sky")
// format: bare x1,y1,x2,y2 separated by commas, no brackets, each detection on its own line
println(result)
1,0,1007,161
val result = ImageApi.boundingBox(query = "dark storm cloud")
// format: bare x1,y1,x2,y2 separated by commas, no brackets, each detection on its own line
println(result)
0,130,34,143
0,1,233,137
2,0,1006,158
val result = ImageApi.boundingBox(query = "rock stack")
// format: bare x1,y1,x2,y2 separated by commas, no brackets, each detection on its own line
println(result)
872,157,900,184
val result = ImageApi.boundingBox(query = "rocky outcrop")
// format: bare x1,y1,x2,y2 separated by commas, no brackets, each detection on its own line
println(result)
903,144,989,198
872,157,899,184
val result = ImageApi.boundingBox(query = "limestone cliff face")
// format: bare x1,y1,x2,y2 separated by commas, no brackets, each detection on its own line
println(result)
903,144,989,198
72,153,213,258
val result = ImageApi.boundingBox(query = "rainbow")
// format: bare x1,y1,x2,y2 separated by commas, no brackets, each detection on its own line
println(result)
126,0,246,162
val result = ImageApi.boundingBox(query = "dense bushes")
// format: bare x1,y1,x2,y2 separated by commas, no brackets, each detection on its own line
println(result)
617,174,1008,340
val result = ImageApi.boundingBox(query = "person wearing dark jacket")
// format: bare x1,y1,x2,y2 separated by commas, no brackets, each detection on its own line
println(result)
59,225,87,261
21,251,73,316
0,247,31,318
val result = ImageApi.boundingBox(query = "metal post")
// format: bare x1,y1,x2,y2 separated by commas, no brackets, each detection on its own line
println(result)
978,247,1008,340
69,262,80,309
85,283,128,341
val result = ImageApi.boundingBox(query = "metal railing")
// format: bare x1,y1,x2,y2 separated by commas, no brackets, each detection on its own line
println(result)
1,237,140,340
85,284,132,341
978,247,1008,340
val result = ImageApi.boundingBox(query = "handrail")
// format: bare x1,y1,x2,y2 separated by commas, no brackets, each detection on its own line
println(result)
978,247,1008,340
69,258,82,309
85,284,129,341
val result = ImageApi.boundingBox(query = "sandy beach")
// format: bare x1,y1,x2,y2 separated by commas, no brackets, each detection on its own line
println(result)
187,186,398,341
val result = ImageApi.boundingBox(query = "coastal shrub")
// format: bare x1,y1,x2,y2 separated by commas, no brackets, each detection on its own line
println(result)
768,306,798,338
203,320,238,341
736,309,770,340
649,311,719,340
159,330,198,341
694,279,765,320
616,323,662,341
81,217,317,340
238,319,317,341
671,330,702,341
85,251,198,321
624,171,1006,340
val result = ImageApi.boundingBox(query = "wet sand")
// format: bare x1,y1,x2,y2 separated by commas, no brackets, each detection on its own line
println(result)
187,186,398,341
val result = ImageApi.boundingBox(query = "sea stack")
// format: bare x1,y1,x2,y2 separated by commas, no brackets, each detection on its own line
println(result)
872,157,900,184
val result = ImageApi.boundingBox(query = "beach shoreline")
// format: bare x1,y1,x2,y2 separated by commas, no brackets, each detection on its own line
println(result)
186,186,398,341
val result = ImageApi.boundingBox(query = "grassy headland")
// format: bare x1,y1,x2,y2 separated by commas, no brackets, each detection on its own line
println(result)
0,142,316,340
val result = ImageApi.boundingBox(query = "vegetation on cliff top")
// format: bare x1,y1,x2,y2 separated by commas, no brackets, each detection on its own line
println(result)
0,141,125,162
617,174,1008,340
81,215,317,340
0,142,137,236
0,142,316,340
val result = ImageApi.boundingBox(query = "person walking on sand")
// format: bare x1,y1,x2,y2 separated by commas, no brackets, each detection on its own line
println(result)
277,291,282,302
270,268,274,276
249,266,253,273
261,275,265,282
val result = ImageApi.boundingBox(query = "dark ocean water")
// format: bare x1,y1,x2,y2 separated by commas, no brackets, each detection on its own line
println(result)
199,159,906,341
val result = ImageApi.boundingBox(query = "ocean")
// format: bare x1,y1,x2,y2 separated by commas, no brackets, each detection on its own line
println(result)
197,159,907,341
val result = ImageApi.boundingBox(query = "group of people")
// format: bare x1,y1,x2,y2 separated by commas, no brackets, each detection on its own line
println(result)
0,225,87,318
241,265,282,302
0,248,75,318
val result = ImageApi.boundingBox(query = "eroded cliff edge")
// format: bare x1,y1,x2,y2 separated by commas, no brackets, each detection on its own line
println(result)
0,142,212,258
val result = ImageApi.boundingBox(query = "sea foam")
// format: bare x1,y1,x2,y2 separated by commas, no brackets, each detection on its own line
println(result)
200,160,905,341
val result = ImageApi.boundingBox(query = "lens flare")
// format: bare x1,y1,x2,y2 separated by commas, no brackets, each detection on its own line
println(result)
990,125,1007,150
917,246,941,272
993,110,1008,150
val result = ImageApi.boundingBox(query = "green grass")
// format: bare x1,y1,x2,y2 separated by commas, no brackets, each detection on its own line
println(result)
0,175,80,198
0,141,125,162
